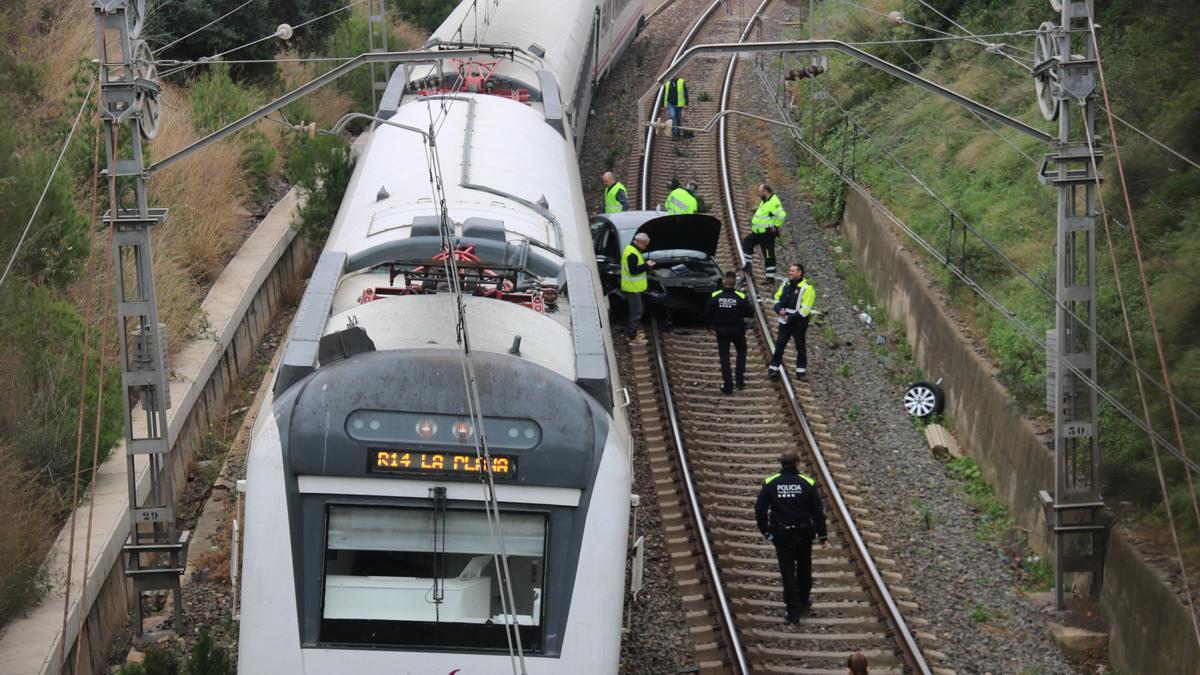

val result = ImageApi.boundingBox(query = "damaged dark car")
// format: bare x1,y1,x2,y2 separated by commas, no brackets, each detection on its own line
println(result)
590,211,724,319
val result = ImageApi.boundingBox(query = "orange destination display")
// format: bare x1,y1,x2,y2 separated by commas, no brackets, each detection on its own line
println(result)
368,449,517,479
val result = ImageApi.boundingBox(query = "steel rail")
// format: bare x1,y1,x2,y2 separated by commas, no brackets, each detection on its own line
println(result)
637,4,782,672
648,319,752,674
716,45,934,675
638,0,725,210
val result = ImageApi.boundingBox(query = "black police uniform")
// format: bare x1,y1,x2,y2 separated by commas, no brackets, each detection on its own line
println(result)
769,277,812,376
704,286,754,392
754,466,828,619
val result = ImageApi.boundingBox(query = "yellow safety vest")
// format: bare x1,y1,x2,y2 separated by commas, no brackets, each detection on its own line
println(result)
621,244,648,292
751,194,786,233
662,78,687,107
774,278,816,317
665,188,698,215
604,182,626,213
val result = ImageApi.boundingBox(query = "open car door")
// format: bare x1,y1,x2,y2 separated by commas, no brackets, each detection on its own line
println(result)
590,215,622,294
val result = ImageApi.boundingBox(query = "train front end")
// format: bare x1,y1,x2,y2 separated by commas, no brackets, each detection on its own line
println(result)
239,336,630,673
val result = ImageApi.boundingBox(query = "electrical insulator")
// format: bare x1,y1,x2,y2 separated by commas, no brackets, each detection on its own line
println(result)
888,11,905,26
276,23,294,40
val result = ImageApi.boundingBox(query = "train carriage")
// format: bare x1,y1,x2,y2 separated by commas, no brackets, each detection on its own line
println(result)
238,0,644,672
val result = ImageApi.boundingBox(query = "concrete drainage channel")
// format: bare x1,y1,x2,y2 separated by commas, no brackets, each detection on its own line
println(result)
0,187,311,675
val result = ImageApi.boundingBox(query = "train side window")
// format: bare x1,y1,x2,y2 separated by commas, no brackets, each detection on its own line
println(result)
320,505,547,650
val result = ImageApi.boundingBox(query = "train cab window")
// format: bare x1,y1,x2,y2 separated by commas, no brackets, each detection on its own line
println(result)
320,505,547,651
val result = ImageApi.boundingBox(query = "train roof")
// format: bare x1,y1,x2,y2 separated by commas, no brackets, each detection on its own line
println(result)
327,94,588,274
421,0,595,104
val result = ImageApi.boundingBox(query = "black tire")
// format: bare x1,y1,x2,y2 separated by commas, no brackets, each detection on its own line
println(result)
904,381,944,419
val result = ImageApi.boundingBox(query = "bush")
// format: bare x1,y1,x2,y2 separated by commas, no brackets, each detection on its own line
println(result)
241,130,279,202
151,0,351,81
0,103,89,287
284,134,355,246
188,67,277,202
186,630,233,675
0,284,123,502
389,0,459,32
143,648,181,675
316,12,423,112
189,65,263,135
0,445,56,625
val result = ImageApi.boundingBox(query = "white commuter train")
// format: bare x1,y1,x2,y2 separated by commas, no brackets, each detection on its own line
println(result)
237,0,643,673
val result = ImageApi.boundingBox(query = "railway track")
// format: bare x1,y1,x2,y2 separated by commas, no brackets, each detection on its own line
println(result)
627,2,950,672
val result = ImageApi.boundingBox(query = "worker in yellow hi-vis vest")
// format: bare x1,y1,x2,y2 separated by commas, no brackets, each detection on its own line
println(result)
661,77,688,138
602,171,627,213
621,233,655,345
741,183,787,280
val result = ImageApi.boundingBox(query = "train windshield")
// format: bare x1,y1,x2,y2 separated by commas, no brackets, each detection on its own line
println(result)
320,505,547,651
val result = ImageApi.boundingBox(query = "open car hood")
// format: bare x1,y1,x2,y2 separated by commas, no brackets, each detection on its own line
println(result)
635,214,722,257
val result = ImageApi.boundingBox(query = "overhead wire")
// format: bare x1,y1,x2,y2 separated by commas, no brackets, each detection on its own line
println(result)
1110,111,1200,171
914,0,1033,68
805,73,1200,430
152,0,262,55
821,2,1200,403
1082,103,1200,653
915,11,1200,284
58,116,104,675
829,0,1033,67
907,1,1199,171
752,62,1200,477
414,107,526,672
158,0,368,79
71,117,115,674
1085,2,1200,535
0,79,96,293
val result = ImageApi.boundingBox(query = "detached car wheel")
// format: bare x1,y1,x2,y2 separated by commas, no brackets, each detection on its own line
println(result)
903,381,944,419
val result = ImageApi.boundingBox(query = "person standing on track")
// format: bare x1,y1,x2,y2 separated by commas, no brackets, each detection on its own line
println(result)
622,232,655,345
755,451,828,623
704,271,753,394
661,76,688,138
602,171,628,213
742,183,787,280
768,263,815,381
665,178,699,215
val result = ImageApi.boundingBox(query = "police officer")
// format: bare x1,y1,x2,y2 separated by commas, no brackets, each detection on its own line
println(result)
741,183,787,280
661,76,688,137
769,263,815,380
755,451,828,622
622,232,655,344
602,171,627,213
704,271,753,394
665,178,698,215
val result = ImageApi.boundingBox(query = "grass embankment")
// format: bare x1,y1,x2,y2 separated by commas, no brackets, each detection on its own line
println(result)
782,0,1199,561
0,0,451,628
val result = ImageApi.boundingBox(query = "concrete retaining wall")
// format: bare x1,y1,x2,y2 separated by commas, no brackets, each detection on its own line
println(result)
0,189,309,675
840,191,1199,675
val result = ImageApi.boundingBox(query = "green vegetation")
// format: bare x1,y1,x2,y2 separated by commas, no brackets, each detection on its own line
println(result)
286,134,356,246
190,66,278,202
969,603,1002,623
947,456,1012,542
912,497,934,530
115,631,231,675
945,456,1054,591
0,0,459,628
151,0,349,79
789,0,1200,537
846,403,861,421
